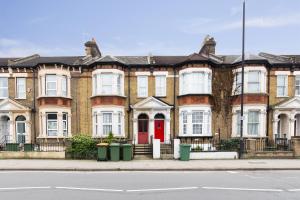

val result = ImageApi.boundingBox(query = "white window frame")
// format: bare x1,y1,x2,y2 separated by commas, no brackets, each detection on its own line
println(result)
62,112,68,137
16,77,26,99
182,111,187,135
247,71,260,93
137,75,148,98
61,75,67,97
46,113,58,136
46,75,57,96
192,111,204,135
117,112,122,135
102,112,113,136
277,75,288,97
101,73,113,95
92,70,124,96
236,111,241,136
179,68,212,95
155,75,166,97
94,112,99,136
0,77,8,99
247,110,260,136
295,75,300,96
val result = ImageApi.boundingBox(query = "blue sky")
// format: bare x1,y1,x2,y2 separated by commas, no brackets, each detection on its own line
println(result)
0,0,300,57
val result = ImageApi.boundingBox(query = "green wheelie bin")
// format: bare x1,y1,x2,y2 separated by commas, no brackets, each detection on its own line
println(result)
180,144,191,161
122,144,133,161
97,143,109,161
109,143,120,161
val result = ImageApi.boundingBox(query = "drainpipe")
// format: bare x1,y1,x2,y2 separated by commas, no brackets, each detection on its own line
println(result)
32,68,37,144
173,66,176,140
266,65,270,139
127,66,131,141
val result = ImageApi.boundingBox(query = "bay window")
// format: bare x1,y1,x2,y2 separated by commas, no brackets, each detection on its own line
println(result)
277,75,288,97
233,67,266,95
236,111,241,136
0,77,8,98
92,108,125,137
16,77,26,99
179,69,212,95
179,107,211,136
92,70,123,96
137,76,148,97
155,75,166,97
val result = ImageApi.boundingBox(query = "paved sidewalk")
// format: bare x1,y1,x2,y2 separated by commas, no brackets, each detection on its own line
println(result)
1,159,300,171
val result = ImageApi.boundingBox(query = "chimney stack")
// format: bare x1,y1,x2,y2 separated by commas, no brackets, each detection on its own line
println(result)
199,35,216,55
84,38,101,57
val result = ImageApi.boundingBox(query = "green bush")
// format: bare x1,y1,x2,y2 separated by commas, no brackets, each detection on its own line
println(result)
220,138,240,151
66,134,97,159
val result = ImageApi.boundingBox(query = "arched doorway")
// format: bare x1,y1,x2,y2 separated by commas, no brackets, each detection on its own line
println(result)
154,113,165,142
277,114,288,138
16,115,26,143
138,114,149,144
295,114,300,136
0,115,10,141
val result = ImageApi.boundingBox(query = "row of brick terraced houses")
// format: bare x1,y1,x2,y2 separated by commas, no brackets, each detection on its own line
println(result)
0,36,299,146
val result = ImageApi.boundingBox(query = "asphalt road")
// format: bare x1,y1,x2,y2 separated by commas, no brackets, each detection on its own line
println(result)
0,170,300,200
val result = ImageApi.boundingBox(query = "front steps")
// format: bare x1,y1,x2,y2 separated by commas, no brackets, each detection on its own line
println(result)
134,144,152,159
160,144,173,160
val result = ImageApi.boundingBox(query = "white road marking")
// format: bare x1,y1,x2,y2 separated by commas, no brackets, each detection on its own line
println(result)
0,186,51,191
227,171,239,174
288,189,300,192
126,187,199,192
55,186,123,192
202,186,283,192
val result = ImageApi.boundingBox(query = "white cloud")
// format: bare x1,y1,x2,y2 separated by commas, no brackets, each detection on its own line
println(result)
0,38,82,57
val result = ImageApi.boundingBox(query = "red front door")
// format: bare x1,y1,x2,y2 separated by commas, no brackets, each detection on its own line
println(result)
154,120,164,143
138,118,149,144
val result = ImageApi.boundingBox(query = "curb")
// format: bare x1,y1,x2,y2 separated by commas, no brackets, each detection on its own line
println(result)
1,168,300,171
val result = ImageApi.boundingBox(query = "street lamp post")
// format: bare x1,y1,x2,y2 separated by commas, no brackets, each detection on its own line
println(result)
239,0,246,159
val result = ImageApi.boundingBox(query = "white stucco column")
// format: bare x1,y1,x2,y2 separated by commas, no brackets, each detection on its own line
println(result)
68,114,72,137
133,118,138,144
289,116,296,139
41,113,47,137
149,118,154,143
165,118,171,144
57,113,63,137
8,112,15,142
68,76,71,97
273,119,279,139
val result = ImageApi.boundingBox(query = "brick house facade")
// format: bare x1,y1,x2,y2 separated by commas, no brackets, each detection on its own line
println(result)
0,37,299,145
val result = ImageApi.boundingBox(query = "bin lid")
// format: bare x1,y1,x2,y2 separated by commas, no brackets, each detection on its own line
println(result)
97,143,109,147
110,143,120,146
122,144,132,147
180,144,191,147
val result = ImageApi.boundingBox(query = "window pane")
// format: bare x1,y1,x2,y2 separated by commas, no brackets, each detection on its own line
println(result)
47,114,57,120
192,112,203,123
0,78,8,97
62,76,67,96
193,124,202,134
103,113,112,123
138,76,148,97
155,75,166,96
16,78,26,98
101,73,113,94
